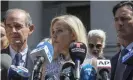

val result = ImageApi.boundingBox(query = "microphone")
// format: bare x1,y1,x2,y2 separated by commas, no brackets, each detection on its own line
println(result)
60,62,75,80
97,60,111,80
8,65,30,80
30,42,54,80
30,42,54,64
80,64,97,80
69,42,87,80
122,50,133,65
33,57,44,71
1,54,12,70
36,38,51,48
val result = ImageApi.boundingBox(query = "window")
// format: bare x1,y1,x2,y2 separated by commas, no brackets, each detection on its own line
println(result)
67,5,90,32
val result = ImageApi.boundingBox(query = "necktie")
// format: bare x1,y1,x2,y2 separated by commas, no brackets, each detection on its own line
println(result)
114,48,129,80
13,53,22,66
120,49,129,62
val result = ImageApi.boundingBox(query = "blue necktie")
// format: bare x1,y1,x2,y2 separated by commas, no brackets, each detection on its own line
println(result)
13,53,22,66
120,49,129,62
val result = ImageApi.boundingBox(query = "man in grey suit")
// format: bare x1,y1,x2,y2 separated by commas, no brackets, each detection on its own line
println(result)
111,1,133,80
1,8,34,80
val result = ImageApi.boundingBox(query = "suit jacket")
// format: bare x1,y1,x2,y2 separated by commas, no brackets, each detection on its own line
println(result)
111,52,133,80
1,46,34,80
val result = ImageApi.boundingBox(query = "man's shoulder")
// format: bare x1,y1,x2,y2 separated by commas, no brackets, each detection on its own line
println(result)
111,52,119,61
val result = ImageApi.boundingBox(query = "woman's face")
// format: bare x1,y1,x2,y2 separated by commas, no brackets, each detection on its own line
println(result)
51,20,75,55
88,36,103,57
0,26,8,49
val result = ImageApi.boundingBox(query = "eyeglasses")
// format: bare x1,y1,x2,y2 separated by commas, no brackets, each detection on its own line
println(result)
88,43,102,49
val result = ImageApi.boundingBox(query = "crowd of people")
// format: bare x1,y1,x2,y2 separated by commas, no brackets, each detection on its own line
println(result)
1,1,133,80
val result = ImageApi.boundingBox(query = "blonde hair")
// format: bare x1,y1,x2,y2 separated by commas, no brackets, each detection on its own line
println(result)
0,22,9,49
50,15,88,50
0,22,5,28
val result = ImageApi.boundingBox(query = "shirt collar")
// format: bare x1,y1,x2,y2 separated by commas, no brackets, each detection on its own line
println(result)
9,45,28,60
121,42,133,51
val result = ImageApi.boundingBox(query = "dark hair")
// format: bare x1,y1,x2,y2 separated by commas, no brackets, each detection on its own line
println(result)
112,1,133,16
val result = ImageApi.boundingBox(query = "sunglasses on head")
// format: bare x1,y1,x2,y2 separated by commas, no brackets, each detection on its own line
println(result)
88,43,102,49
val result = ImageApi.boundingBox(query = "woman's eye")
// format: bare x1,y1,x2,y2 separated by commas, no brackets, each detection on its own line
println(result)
1,34,5,38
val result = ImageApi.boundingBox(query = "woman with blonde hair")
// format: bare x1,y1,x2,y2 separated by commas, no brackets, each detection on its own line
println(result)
41,15,89,80
0,22,9,50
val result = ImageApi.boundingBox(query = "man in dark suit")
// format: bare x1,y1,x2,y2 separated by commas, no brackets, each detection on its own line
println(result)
1,8,34,80
111,1,133,80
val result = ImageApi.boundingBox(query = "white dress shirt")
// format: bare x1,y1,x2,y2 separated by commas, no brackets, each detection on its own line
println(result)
9,45,28,66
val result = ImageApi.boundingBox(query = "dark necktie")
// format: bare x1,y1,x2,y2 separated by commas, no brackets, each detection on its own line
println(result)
13,53,22,66
120,49,129,62
114,49,129,80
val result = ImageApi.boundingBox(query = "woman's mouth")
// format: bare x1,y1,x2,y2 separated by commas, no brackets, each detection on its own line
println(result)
92,51,98,54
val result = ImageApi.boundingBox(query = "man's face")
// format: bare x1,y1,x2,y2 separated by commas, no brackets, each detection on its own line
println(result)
5,11,33,45
114,5,133,40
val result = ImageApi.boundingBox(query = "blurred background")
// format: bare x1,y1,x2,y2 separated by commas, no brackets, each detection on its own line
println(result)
1,1,121,59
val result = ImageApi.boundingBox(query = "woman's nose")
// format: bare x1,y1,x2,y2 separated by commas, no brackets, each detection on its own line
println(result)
53,33,57,39
93,46,97,50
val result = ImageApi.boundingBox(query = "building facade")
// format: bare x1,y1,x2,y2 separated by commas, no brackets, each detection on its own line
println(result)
1,1,120,58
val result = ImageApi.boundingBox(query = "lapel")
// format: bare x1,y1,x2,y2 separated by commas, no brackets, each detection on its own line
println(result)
122,64,133,80
111,53,119,80
25,49,34,74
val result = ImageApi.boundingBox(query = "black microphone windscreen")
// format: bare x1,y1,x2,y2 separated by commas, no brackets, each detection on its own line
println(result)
69,42,87,64
62,62,74,70
60,62,75,80
1,53,12,70
45,73,56,80
97,60,111,80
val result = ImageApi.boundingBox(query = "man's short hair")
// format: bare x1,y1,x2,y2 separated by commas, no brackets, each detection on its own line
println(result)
4,8,32,26
112,1,133,16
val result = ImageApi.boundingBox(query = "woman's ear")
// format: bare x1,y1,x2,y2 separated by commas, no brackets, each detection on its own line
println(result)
28,25,34,35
